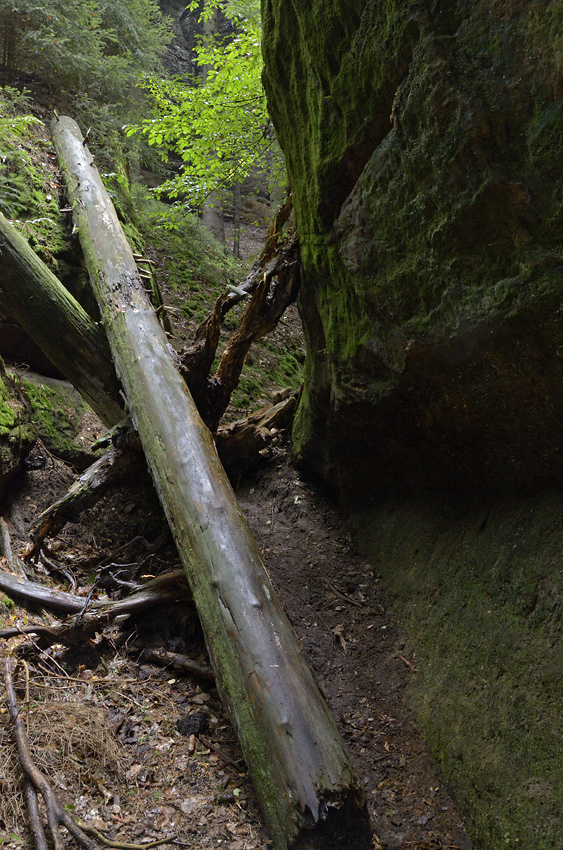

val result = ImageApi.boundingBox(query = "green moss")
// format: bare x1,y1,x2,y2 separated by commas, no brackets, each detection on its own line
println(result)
0,93,68,270
264,1,563,845
22,376,100,467
0,362,36,497
264,0,563,488
0,593,14,610
0,392,17,436
353,489,563,849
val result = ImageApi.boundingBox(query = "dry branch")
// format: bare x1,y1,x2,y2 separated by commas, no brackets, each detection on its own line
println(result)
26,440,143,562
180,224,300,431
4,657,101,850
135,648,214,682
1,517,26,577
52,115,368,850
0,569,191,625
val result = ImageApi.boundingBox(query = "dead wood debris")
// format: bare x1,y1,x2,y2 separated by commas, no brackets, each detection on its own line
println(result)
0,570,193,640
1,517,27,577
25,439,144,564
179,195,300,432
136,649,214,683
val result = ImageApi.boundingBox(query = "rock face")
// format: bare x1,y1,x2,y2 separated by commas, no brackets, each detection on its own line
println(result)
262,3,563,848
159,0,234,77
262,0,563,503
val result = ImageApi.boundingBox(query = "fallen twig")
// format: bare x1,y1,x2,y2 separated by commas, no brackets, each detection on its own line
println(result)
137,648,214,682
76,821,174,850
324,580,364,608
4,657,101,850
199,735,242,767
1,517,27,577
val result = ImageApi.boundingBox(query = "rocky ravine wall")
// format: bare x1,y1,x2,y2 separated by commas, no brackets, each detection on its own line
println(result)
262,1,563,848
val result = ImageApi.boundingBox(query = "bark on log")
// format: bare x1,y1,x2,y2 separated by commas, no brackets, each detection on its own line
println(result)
0,212,124,426
52,115,368,850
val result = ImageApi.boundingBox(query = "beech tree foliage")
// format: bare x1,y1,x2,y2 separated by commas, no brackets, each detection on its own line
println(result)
127,0,283,213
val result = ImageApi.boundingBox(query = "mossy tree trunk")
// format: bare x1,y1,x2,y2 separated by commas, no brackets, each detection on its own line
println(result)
0,212,124,427
52,115,368,850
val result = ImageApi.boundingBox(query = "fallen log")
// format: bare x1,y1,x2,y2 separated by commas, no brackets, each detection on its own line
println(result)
52,115,368,850
26,398,296,562
0,212,124,427
215,390,298,484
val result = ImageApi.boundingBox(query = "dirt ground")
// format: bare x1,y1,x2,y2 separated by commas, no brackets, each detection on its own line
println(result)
0,419,475,850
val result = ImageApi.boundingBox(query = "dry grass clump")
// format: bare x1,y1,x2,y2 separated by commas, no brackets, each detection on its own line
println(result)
0,686,126,838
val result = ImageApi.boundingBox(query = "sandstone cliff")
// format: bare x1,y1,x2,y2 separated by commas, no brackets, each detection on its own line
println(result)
263,0,563,501
262,3,563,848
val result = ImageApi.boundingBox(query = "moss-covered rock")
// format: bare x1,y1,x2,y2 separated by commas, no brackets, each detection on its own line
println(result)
0,359,36,500
262,0,563,500
262,1,563,846
21,372,103,469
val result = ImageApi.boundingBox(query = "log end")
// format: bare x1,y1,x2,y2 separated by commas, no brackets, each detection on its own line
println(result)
292,789,372,850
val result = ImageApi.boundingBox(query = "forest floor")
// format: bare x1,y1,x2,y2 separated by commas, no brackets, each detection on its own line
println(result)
0,433,474,850
0,219,474,850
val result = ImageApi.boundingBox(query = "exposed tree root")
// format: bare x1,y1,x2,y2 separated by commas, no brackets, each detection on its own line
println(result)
23,396,298,565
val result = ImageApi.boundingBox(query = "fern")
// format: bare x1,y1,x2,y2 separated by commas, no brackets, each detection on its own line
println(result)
0,170,27,217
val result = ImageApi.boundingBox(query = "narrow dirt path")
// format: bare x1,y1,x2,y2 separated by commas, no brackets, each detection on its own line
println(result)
239,455,474,850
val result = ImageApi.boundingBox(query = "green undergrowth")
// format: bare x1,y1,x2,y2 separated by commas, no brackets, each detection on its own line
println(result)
0,85,67,269
0,362,36,498
131,183,243,322
0,79,303,428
